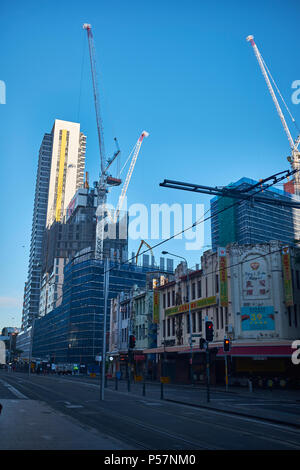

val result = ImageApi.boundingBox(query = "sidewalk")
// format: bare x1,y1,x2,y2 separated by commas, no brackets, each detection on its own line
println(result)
0,398,132,450
101,378,300,429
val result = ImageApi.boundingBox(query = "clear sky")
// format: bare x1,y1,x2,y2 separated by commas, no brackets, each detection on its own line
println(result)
0,0,299,331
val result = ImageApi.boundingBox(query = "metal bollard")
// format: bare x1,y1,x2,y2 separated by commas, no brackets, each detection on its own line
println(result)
142,382,146,396
115,376,118,391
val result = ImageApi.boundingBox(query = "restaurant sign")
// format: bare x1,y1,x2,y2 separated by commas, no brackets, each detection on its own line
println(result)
165,296,217,317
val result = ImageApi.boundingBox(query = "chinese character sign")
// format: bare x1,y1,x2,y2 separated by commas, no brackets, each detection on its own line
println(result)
242,257,269,300
282,246,293,307
218,247,228,307
153,290,160,324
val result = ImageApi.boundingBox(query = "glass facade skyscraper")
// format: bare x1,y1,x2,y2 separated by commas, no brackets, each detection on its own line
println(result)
22,133,53,330
211,177,300,250
22,121,86,330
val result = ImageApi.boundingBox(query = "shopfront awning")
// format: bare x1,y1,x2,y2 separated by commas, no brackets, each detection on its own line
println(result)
144,342,295,357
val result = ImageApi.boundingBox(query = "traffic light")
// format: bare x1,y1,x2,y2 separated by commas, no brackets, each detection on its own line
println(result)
205,321,214,342
199,338,206,349
224,338,231,352
129,335,136,349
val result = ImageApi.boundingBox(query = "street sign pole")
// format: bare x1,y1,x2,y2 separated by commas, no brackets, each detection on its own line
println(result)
225,354,228,392
206,346,210,403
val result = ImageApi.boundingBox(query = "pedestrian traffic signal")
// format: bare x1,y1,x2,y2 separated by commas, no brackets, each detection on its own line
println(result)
224,338,231,352
205,321,214,342
129,335,136,349
199,338,206,349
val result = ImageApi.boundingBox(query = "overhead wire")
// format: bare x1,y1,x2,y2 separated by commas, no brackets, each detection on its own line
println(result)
261,55,300,136
40,167,298,311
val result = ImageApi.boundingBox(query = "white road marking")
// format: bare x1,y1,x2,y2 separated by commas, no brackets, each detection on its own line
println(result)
0,379,29,399
232,402,297,406
64,404,83,409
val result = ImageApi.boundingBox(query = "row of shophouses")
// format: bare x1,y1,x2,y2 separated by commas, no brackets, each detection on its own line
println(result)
108,241,300,386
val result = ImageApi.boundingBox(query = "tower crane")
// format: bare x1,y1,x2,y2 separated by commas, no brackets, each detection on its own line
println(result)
98,130,149,244
113,130,149,223
83,23,149,258
83,23,121,259
246,35,300,194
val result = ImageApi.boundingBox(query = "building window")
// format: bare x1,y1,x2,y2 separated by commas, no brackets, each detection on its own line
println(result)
198,280,202,298
172,290,175,305
216,307,219,329
167,318,170,337
163,294,166,309
297,271,300,290
167,292,170,307
215,274,219,293
192,283,196,300
206,278,208,297
163,319,166,338
187,314,190,334
192,312,196,333
288,307,292,327
198,312,202,332
172,317,176,336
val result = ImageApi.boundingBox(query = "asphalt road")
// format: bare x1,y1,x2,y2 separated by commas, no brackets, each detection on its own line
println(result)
1,371,300,450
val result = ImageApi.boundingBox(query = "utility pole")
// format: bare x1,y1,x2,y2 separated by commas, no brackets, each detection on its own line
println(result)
225,354,228,392
100,257,110,400
206,346,210,403
224,338,231,392
28,316,35,376
205,319,214,402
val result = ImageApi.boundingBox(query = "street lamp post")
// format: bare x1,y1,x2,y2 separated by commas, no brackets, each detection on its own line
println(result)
28,315,38,376
28,262,41,376
162,251,193,385
100,257,110,400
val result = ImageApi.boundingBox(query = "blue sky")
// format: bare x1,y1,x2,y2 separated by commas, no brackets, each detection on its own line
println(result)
0,0,299,330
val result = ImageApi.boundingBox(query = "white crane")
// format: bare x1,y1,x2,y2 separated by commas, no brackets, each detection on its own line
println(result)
98,130,149,239
113,130,149,223
83,23,149,257
247,35,300,194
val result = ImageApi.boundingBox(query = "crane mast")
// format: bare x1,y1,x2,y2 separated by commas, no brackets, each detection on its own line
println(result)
83,23,105,178
247,35,300,194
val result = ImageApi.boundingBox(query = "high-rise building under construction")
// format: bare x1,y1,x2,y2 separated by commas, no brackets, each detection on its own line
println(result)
22,120,86,330
211,177,300,251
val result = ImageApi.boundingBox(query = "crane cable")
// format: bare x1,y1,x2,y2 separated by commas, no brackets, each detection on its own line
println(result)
260,55,300,136
119,142,137,175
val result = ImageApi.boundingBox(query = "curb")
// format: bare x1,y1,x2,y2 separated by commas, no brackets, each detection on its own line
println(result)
164,398,300,430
